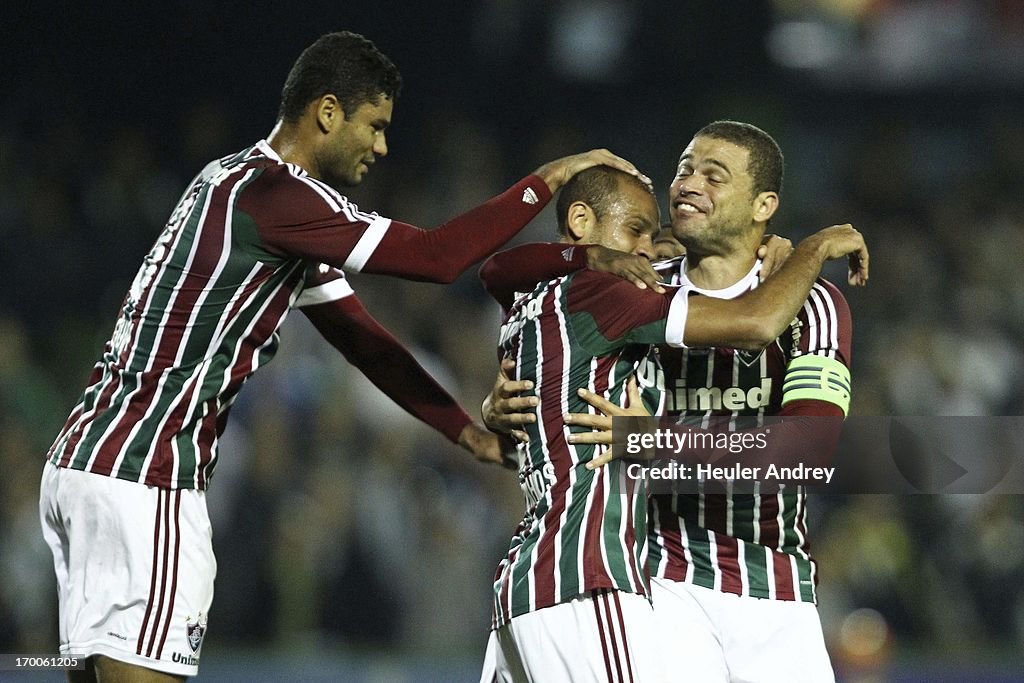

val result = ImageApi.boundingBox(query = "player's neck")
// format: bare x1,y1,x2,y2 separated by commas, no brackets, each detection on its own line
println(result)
684,226,764,289
267,121,315,173
684,250,757,290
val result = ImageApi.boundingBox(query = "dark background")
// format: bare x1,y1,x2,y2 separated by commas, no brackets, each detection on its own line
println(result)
2,1,1023,680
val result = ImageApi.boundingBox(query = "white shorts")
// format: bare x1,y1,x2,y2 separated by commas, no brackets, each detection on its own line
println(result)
651,577,834,683
39,462,216,677
483,589,669,683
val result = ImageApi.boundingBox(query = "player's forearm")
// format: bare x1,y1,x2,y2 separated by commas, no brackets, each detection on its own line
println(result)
359,347,473,443
303,299,471,442
685,239,828,350
479,242,589,307
361,175,552,283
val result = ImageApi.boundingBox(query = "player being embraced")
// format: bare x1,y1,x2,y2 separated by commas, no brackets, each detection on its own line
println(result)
40,30,659,683
487,121,860,683
477,163,867,682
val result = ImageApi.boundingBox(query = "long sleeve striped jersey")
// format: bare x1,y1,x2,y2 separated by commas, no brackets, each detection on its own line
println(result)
48,141,552,489
486,267,689,627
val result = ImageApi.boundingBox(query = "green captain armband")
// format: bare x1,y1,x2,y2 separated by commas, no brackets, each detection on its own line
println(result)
781,354,851,416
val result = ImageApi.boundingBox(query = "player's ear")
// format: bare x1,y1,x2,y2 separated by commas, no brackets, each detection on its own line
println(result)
566,201,596,242
752,191,779,224
314,94,344,134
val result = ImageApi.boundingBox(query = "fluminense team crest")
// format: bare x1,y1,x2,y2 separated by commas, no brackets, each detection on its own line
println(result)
735,348,765,367
185,614,206,653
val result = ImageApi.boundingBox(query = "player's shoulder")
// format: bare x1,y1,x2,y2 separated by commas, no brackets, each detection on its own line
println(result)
570,268,640,290
567,269,668,307
808,276,849,308
238,157,353,214
797,276,852,339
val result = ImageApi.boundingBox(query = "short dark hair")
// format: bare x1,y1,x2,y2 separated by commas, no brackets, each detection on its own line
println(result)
693,120,783,197
278,31,402,123
555,167,654,236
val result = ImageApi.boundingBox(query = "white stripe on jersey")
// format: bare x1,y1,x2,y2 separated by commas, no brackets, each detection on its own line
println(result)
792,488,810,561
729,353,740,432
555,284,580,468
129,169,258,483
737,537,748,595
752,487,762,545
294,275,355,308
551,280,575,603
194,262,305,488
665,287,690,347
774,492,786,552
816,283,840,358
701,349,714,428
526,287,550,616
757,351,767,424
84,180,223,475
802,283,839,358
725,481,735,536
344,216,391,272
764,545,777,599
283,164,392,249
708,528,721,591
666,495,694,583
650,500,668,578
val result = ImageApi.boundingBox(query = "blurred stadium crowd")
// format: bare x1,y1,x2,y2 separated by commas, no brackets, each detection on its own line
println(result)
2,0,1023,678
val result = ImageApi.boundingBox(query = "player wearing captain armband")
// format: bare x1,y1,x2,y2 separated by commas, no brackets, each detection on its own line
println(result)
477,155,866,681
483,121,863,683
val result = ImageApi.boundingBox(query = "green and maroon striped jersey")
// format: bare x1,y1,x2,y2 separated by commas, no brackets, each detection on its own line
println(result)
47,141,553,490
648,258,852,603
488,269,687,627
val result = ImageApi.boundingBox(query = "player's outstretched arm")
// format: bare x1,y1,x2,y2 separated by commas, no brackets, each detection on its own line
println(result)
683,224,867,350
302,295,509,466
479,243,664,309
532,149,651,195
361,150,651,284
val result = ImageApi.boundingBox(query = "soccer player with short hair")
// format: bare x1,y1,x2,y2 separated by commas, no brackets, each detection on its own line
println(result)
644,120,847,683
488,121,855,682
477,161,865,681
39,30,655,682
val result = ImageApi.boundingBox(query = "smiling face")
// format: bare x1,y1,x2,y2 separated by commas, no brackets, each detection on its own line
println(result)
668,135,775,255
315,95,393,188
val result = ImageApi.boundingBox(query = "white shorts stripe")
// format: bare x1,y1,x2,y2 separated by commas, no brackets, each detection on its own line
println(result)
40,464,214,678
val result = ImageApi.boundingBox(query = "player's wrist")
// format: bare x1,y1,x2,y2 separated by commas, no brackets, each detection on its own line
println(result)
794,235,828,266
